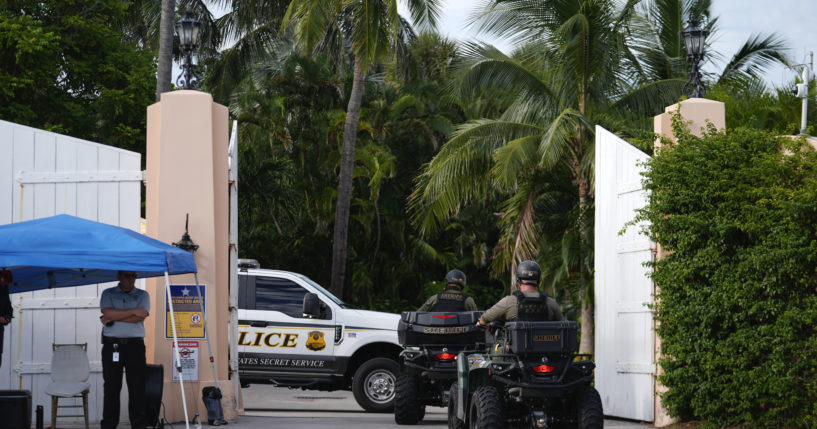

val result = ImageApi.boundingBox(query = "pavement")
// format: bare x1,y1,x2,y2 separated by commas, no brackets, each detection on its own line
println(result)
219,385,648,428
47,385,650,428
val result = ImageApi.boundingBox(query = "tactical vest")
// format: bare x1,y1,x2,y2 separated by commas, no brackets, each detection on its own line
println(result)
513,290,550,321
430,289,469,312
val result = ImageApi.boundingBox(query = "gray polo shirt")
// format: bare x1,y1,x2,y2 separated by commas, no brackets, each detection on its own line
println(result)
100,284,150,338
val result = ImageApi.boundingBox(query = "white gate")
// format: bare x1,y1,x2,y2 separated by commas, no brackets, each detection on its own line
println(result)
594,125,655,421
0,119,142,424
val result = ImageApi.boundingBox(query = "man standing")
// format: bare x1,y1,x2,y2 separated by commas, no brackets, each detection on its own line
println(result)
476,260,562,327
0,269,13,368
99,271,150,429
417,269,478,312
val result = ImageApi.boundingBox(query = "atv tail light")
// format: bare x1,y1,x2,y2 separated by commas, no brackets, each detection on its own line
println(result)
432,314,456,319
531,364,556,373
435,352,457,361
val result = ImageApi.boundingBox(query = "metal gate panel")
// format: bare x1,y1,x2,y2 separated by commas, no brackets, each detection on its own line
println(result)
594,126,654,421
0,119,142,424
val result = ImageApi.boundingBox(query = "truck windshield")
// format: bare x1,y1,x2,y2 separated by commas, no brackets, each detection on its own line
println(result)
299,275,354,309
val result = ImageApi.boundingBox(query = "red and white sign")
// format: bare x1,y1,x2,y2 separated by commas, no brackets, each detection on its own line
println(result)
171,340,199,382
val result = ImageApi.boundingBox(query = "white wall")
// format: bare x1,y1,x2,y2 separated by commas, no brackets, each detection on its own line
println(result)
0,119,142,424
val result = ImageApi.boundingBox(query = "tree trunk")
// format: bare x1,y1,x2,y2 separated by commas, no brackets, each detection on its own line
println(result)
577,174,594,355
155,0,175,101
580,294,594,354
330,58,365,298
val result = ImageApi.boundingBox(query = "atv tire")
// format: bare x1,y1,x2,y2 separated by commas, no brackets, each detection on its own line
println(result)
576,386,603,429
468,386,503,429
394,374,422,424
447,383,464,429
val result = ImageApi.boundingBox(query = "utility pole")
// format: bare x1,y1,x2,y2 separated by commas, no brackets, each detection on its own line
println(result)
794,51,813,136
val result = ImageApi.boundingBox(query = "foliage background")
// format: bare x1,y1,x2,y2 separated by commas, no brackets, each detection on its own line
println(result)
637,122,817,427
0,0,155,156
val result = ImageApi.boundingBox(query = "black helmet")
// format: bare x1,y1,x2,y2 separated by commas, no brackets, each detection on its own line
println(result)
516,260,541,282
445,269,466,289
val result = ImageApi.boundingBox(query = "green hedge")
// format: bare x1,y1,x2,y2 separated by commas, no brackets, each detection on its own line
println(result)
637,121,817,427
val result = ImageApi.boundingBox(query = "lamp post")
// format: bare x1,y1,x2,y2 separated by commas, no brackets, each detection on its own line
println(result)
175,11,201,90
681,17,709,98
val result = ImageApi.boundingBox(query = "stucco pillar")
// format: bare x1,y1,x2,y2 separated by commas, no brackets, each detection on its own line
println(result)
143,90,237,423
651,98,725,427
654,98,725,145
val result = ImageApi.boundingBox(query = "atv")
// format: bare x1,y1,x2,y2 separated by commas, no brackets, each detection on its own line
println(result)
449,320,602,429
394,311,485,425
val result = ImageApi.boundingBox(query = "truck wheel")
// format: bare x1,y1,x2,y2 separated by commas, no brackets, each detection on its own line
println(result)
576,386,603,429
447,383,464,429
468,386,503,429
394,374,422,424
352,357,399,412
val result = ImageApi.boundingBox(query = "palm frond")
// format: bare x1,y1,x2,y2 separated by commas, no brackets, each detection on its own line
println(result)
457,42,559,106
491,134,542,190
204,22,286,102
609,78,686,117
652,0,684,58
717,33,789,86
410,120,541,235
282,0,336,54
403,0,442,31
539,108,589,169
467,0,553,46
389,16,418,82
491,183,540,279
350,0,393,69
389,95,424,120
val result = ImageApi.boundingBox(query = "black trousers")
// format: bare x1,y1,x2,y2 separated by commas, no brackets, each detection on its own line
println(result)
101,337,147,429
0,325,4,368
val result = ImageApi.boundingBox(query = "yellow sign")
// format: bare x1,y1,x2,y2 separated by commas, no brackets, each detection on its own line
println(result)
166,284,206,339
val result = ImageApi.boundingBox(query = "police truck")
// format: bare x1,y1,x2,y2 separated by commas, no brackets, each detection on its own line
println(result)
237,260,402,412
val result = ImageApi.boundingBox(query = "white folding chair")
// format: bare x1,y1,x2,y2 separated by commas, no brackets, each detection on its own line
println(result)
45,343,90,429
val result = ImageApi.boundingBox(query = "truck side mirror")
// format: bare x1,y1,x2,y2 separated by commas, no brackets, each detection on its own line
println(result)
303,292,321,318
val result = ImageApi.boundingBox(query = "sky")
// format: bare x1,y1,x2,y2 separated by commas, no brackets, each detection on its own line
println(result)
401,0,817,89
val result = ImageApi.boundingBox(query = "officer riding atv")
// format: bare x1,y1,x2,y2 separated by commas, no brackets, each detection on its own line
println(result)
394,270,483,425
449,261,603,429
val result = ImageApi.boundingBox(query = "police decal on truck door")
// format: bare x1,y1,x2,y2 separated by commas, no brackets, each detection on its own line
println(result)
238,275,337,374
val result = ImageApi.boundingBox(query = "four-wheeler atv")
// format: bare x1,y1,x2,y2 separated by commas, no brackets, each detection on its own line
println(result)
449,321,602,429
394,311,484,425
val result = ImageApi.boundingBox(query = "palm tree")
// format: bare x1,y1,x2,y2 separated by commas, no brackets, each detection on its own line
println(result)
412,0,685,354
202,0,292,104
156,0,176,100
413,0,789,354
281,0,442,298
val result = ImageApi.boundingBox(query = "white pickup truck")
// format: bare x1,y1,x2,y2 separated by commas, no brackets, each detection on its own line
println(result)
237,260,402,412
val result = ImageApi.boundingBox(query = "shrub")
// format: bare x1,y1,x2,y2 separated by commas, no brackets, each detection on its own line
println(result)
637,122,817,427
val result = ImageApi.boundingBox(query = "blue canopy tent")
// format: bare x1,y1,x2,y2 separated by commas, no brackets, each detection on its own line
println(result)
0,214,196,293
0,214,198,427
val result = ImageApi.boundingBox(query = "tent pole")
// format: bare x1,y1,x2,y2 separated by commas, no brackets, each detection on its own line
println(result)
165,271,190,429
193,273,219,385
228,119,241,409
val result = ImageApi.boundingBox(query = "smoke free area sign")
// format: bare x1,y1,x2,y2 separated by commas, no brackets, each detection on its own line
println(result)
172,340,199,382
166,284,206,339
